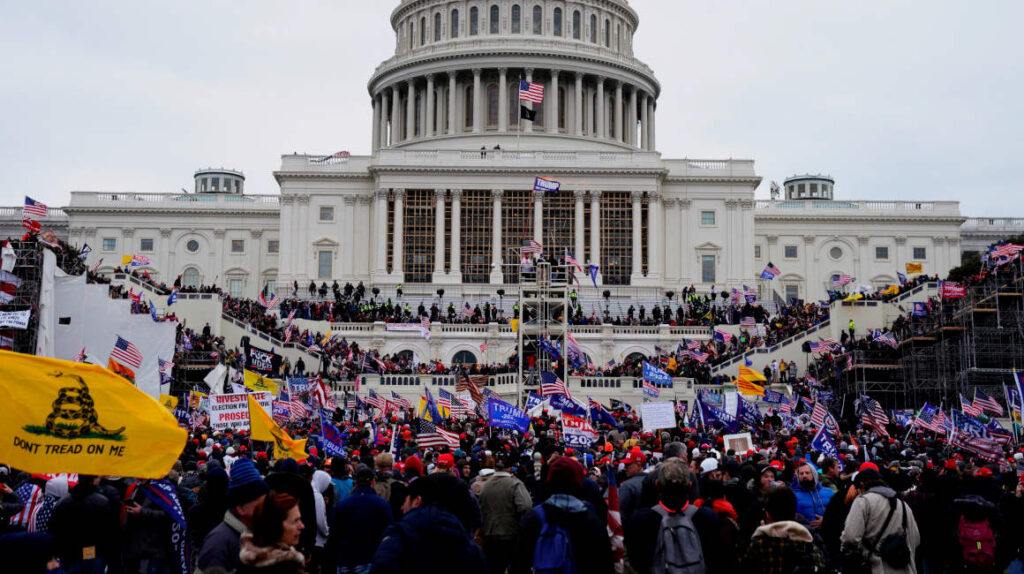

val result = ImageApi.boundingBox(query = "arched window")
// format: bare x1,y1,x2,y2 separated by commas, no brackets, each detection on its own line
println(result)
470,6,479,35
451,9,460,38
182,267,201,288
558,86,566,130
553,8,562,36
511,4,521,33
393,350,414,363
453,350,478,365
408,24,414,50
625,352,646,364
589,14,597,43
434,13,442,42
414,94,422,136
420,16,426,45
508,82,519,127
490,5,499,34
572,10,581,39
604,19,610,47
464,85,474,128
486,83,499,127
617,24,621,51
532,5,543,34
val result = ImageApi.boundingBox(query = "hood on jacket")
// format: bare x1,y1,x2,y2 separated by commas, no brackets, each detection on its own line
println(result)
865,485,897,499
752,520,814,543
543,493,589,514
312,470,332,494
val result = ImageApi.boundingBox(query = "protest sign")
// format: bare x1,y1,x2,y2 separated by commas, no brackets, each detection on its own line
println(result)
209,391,271,431
641,401,676,432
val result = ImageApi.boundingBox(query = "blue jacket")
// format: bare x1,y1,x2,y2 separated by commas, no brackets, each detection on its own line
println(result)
371,505,485,574
794,479,834,527
328,485,392,569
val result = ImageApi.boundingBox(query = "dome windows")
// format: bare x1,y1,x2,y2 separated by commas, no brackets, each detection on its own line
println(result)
490,5,499,34
434,13,441,42
572,10,581,40
590,15,597,43
470,6,479,35
512,5,521,34
553,8,562,37
451,9,459,38
532,5,543,35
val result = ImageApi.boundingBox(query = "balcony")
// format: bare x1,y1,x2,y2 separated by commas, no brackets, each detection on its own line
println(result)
754,199,961,216
67,192,280,211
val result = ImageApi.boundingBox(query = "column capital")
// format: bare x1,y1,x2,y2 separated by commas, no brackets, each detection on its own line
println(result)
857,234,871,245
297,194,311,205
678,198,692,209
647,190,661,201
358,195,374,205
425,73,435,83
498,67,507,75
575,71,584,81
393,188,406,200
491,188,504,199
213,229,225,239
374,189,389,200
573,189,587,200
524,67,534,76
765,235,778,245
895,235,907,245
595,75,605,84
250,229,264,239
630,190,644,201
803,234,816,245
739,198,755,210
343,196,357,206
551,69,560,79
280,195,295,205
590,189,602,200
447,70,457,80
434,188,448,199
472,68,482,77
160,227,172,238
450,189,463,200
663,197,677,208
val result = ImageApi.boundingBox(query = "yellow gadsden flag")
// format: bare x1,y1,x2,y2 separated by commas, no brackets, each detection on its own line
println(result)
159,394,178,412
247,394,307,462
244,369,278,395
0,350,187,478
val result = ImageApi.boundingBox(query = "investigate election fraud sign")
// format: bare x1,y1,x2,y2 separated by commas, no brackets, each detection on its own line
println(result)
209,391,272,431
0,350,186,479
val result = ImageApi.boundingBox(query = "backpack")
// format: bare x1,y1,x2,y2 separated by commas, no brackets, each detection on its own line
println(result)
868,496,911,569
958,515,997,572
652,503,706,574
532,505,577,574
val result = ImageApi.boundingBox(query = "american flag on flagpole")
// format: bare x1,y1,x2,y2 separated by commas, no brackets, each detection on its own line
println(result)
858,395,889,438
740,316,756,328
437,388,455,414
519,79,545,103
479,339,488,353
540,372,571,397
521,239,543,254
415,419,460,449
110,335,143,368
450,393,471,417
390,391,412,409
456,370,486,405
973,389,1004,416
960,394,983,417
565,248,582,272
23,196,48,218
833,274,853,287
810,401,827,428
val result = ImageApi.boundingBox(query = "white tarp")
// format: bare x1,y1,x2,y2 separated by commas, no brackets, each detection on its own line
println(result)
34,249,58,357
51,272,177,398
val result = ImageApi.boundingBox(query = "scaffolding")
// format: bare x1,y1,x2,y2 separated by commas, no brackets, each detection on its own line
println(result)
514,260,571,406
2,240,44,355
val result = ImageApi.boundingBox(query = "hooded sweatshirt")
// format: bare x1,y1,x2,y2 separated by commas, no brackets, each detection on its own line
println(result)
311,470,332,547
793,469,834,527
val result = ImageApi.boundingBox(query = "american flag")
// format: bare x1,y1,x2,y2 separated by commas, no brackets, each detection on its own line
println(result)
462,302,474,317
990,242,1024,260
949,427,1003,463
810,401,828,428
259,292,280,310
740,316,756,327
762,262,781,277
684,350,709,363
450,393,471,417
685,339,702,351
288,392,309,421
390,391,412,409
960,394,983,417
714,329,732,344
519,79,545,103
129,288,141,304
605,463,625,572
456,370,486,405
479,339,488,353
973,389,1004,416
859,395,889,438
521,239,543,254
565,248,582,272
778,397,792,416
415,419,460,449
312,376,332,409
833,274,853,287
110,335,143,368
540,372,571,397
9,483,45,531
365,389,386,410
158,358,173,373
873,331,899,349
914,404,946,433
437,388,455,414
821,338,841,350
73,347,86,362
23,196,48,218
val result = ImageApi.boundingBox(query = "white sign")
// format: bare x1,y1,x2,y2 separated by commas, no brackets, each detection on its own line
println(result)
0,309,31,330
723,432,754,455
209,391,272,431
641,401,677,432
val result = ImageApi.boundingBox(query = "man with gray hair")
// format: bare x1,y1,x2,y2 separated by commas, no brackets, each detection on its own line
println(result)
625,458,722,573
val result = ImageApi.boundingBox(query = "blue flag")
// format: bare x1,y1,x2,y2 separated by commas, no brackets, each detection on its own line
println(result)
550,393,586,417
141,479,189,574
912,302,928,317
897,272,907,285
761,389,784,404
488,398,531,433
288,377,311,393
538,336,561,361
589,398,621,430
701,398,740,432
318,410,348,458
589,264,599,288
149,300,159,322
809,427,844,471
167,288,178,306
642,361,673,387
524,392,545,412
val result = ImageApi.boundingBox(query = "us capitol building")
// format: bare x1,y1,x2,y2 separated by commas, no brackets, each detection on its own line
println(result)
4,0,1016,306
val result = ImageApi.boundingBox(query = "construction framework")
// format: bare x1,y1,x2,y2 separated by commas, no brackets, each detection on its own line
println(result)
514,259,571,406
2,240,44,355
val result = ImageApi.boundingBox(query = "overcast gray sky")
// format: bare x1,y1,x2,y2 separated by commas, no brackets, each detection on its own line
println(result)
1,1,1021,216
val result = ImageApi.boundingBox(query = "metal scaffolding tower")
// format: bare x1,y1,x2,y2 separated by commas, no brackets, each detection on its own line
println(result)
515,260,570,406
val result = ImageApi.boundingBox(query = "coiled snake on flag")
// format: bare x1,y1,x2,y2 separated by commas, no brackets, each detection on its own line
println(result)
45,372,125,439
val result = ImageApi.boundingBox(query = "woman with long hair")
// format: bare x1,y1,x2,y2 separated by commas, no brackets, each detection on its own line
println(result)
238,490,305,574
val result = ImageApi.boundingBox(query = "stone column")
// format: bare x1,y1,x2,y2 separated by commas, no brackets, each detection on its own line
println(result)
490,189,504,284
373,189,388,277
447,71,457,135
803,235,816,300
450,189,462,279
343,196,356,279
662,197,677,281
648,96,656,150
630,190,643,278
393,189,405,277
548,69,560,134
425,75,435,138
679,199,692,283
380,90,391,148
628,87,638,147
372,94,382,150
585,84,594,136
640,93,649,150
433,189,447,277
574,189,585,260
406,80,416,141
614,81,623,142
596,77,605,139
574,73,584,137
648,190,663,279
498,68,508,132
390,85,401,145
533,189,544,244
524,68,534,133
590,191,602,281
472,68,482,133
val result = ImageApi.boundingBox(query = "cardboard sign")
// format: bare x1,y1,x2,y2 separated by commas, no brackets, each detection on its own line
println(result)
723,432,754,455
641,401,676,432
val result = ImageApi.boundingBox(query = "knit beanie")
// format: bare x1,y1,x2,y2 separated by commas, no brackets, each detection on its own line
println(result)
227,458,268,508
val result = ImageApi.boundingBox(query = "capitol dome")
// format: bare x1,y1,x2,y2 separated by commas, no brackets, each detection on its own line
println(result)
368,0,660,152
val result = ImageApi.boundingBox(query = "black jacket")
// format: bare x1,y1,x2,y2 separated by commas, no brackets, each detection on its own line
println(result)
371,504,485,574
625,501,722,574
513,494,614,574
48,482,121,566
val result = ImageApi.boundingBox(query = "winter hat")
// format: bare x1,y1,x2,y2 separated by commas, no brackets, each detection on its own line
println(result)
547,456,585,494
405,455,424,477
858,462,879,472
227,458,268,508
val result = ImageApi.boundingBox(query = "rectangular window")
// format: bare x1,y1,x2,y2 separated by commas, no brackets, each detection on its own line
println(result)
784,245,798,259
140,238,154,252
103,238,116,251
700,210,715,225
231,240,245,253
542,191,574,265
319,206,334,221
754,245,761,259
461,191,491,284
267,240,279,254
229,279,243,298
913,247,927,259
875,246,889,260
318,251,332,279
502,190,534,284
785,285,799,304
600,192,632,285
264,280,276,294
701,255,715,283
404,190,436,283
211,177,220,190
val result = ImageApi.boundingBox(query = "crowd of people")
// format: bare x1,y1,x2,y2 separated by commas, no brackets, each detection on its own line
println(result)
3,397,1024,574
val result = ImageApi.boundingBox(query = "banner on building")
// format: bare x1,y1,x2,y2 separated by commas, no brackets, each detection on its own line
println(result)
0,309,31,330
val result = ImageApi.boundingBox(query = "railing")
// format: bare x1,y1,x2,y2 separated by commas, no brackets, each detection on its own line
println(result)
371,148,665,167
754,199,960,214
662,158,758,178
711,319,831,373
68,192,280,208
0,207,67,218
318,320,711,338
961,217,1024,231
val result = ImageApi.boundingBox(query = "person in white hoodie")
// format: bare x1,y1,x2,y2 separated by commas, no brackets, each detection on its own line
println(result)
740,484,828,574
310,469,333,570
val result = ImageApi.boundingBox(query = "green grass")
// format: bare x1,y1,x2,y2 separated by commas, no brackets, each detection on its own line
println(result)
23,425,126,442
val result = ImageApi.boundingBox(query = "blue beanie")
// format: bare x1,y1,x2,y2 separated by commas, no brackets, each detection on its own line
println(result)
228,459,268,507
